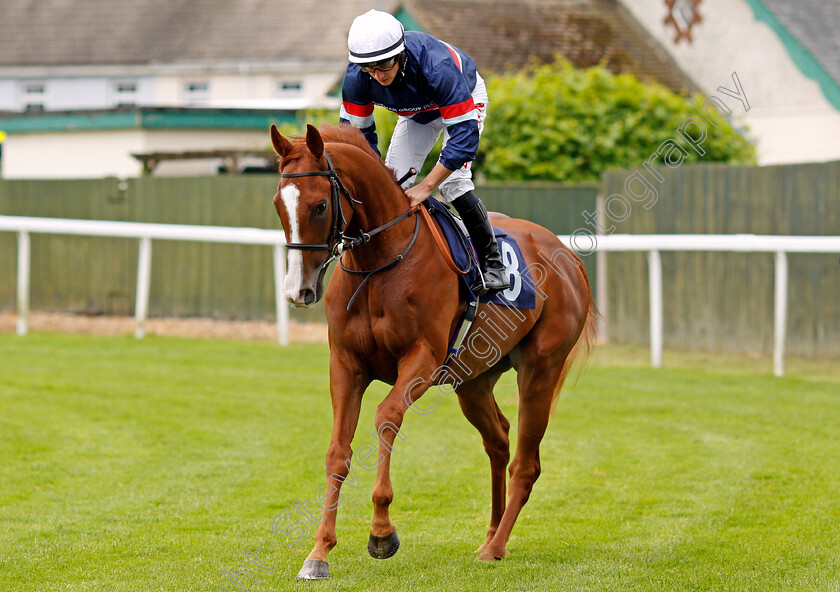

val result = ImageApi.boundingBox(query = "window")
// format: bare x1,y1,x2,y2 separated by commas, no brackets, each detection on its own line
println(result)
21,82,46,112
276,80,303,96
186,82,209,93
184,81,210,103
113,81,138,107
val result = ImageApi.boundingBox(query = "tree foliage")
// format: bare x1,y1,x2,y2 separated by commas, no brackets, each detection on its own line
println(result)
477,60,756,182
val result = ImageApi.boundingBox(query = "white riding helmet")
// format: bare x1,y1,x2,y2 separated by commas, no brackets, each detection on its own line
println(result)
347,9,405,64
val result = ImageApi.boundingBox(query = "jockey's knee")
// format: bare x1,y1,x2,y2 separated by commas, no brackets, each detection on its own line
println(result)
439,172,475,203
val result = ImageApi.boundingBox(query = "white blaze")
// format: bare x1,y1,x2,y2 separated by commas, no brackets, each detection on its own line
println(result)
280,183,304,300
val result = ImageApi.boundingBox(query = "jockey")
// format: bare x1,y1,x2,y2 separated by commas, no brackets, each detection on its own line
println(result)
340,9,510,295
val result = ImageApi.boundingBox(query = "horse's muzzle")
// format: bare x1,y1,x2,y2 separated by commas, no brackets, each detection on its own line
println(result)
285,257,327,308
289,287,317,308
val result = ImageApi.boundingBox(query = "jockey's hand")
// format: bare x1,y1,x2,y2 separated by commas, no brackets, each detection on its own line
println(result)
403,162,455,208
405,184,432,208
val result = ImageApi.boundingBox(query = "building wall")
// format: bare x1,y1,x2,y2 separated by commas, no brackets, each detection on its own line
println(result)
151,70,339,108
0,76,156,112
3,130,146,179
0,79,19,109
0,69,340,112
1,129,273,179
744,106,840,165
618,0,840,165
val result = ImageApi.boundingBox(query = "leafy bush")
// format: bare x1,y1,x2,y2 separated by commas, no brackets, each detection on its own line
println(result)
477,59,757,182
294,60,756,183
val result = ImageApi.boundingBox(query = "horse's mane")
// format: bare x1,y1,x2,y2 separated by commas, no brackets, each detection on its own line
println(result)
282,124,398,184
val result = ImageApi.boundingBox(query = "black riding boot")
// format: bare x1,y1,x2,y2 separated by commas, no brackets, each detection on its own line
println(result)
451,191,510,295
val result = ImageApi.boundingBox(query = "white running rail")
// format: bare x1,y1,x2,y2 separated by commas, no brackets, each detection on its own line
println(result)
0,215,289,345
3,216,840,375
582,233,840,376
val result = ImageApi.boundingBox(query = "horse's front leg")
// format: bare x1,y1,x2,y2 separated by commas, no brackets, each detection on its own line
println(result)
297,354,370,580
368,345,438,559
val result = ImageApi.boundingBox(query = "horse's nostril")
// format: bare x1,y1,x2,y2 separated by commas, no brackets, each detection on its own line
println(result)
303,289,316,306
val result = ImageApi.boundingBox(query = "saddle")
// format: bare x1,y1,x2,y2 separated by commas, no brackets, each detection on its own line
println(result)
423,197,536,309
422,197,537,363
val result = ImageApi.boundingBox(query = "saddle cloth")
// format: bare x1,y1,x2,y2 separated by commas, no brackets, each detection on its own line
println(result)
425,197,537,310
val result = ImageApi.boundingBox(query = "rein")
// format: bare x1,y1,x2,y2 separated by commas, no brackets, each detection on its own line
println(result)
281,153,470,310
340,210,420,311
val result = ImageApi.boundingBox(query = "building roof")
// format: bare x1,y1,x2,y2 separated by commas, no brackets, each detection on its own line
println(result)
0,0,394,68
760,0,840,86
400,0,697,94
2,0,692,91
756,0,840,108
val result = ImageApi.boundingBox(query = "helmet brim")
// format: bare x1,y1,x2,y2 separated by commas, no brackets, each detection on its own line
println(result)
348,41,405,64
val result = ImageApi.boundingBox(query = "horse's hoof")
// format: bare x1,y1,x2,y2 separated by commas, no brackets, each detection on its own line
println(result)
476,549,504,562
475,537,493,554
296,559,329,580
367,528,400,559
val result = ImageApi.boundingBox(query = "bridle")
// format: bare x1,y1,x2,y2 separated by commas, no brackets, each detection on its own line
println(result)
280,151,362,261
280,150,420,310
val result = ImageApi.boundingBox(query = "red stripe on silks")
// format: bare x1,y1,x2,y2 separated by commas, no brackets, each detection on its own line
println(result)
439,98,475,119
342,102,374,117
445,45,463,71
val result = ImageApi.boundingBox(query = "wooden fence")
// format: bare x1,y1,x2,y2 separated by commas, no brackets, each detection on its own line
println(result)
601,160,840,357
3,161,838,358
0,177,597,323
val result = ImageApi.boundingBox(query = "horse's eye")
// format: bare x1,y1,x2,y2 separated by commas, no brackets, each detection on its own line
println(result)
313,202,328,216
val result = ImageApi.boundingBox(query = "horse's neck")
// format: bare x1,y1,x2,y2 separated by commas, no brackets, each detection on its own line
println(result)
337,151,411,235
352,184,409,232
336,148,422,266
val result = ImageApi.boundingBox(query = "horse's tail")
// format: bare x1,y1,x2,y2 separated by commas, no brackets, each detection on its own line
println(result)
551,253,599,412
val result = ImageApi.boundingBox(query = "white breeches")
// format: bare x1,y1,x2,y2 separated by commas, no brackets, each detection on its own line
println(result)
385,73,488,202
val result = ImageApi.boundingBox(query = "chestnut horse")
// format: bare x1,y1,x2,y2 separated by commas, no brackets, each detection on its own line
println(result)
270,124,596,580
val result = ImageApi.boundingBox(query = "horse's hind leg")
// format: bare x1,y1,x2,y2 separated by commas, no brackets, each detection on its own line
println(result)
477,345,572,562
455,369,510,553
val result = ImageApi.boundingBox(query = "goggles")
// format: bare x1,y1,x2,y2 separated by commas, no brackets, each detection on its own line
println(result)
359,56,399,74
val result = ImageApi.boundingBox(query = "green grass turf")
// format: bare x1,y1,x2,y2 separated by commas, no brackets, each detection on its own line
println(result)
1,333,839,591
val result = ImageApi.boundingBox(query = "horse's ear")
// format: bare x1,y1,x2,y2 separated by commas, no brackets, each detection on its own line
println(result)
270,124,292,158
305,124,325,161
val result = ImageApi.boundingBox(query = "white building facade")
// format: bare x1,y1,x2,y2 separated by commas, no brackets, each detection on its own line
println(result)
619,0,840,165
0,63,341,114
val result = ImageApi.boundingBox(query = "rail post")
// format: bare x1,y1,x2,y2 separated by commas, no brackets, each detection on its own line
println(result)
135,237,152,339
16,231,31,336
273,243,289,346
648,249,663,368
773,251,789,377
